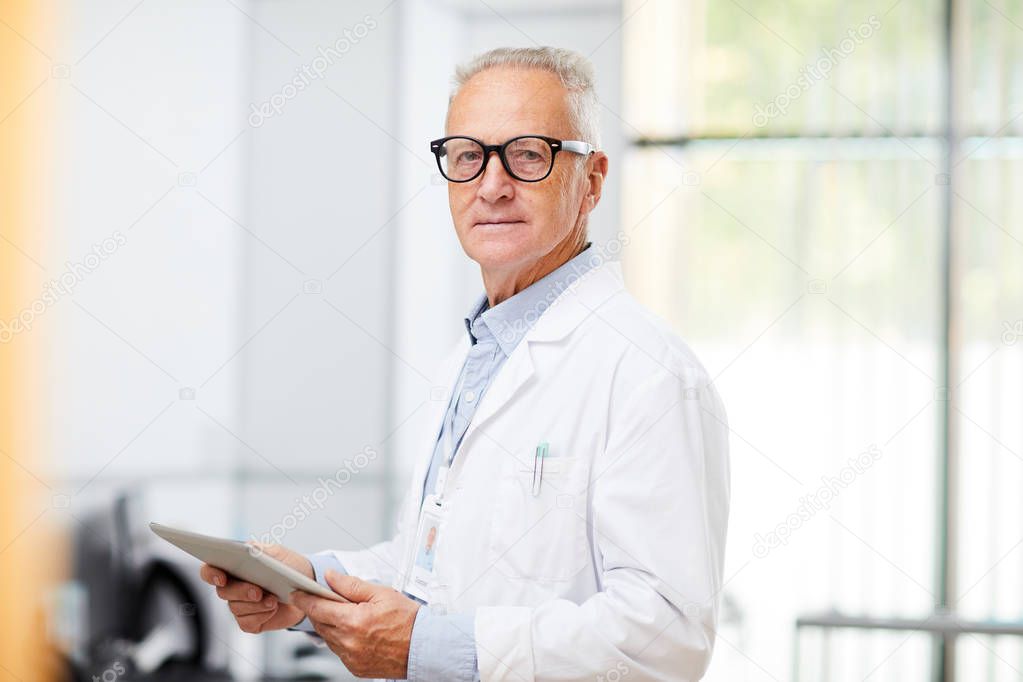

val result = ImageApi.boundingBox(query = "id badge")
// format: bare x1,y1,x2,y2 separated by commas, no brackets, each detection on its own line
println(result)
405,494,446,602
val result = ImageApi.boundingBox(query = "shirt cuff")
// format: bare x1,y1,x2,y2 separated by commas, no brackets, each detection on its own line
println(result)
407,606,478,682
287,553,347,634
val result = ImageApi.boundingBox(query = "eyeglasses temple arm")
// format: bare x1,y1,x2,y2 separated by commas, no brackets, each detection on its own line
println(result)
559,140,595,155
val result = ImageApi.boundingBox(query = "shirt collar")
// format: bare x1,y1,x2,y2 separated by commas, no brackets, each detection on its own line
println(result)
463,242,599,357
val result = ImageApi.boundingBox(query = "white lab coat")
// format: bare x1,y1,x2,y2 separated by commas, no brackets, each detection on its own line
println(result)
326,259,730,681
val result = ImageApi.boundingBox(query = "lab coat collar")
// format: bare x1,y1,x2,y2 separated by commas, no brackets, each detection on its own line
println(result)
455,258,625,451
523,257,626,345
464,242,601,358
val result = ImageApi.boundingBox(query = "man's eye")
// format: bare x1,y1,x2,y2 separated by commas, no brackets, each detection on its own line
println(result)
456,151,481,164
512,150,543,162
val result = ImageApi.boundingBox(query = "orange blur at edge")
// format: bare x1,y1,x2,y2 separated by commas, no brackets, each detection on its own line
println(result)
1,1,62,680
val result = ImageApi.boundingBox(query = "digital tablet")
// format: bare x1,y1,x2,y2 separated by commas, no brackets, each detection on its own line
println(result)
149,522,347,604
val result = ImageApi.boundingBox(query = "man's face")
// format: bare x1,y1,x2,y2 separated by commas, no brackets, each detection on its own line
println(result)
444,67,598,273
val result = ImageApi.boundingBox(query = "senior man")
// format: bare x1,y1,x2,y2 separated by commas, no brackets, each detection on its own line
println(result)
200,46,730,681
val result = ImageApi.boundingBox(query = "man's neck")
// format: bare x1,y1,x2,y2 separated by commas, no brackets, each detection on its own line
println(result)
481,232,587,307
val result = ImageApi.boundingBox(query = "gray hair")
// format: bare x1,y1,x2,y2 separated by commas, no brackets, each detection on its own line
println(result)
449,46,601,149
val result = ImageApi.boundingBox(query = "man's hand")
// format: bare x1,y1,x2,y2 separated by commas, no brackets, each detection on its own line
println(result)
198,543,310,634
290,571,421,679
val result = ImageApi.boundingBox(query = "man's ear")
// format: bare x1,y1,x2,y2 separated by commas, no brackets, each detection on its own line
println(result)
585,151,609,211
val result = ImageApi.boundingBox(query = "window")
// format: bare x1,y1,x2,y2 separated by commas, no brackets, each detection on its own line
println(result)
622,1,1023,679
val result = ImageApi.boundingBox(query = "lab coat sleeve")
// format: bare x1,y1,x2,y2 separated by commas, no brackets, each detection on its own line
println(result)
474,362,731,681
321,537,402,587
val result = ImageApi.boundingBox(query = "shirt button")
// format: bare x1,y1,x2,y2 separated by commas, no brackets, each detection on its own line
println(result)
464,389,476,403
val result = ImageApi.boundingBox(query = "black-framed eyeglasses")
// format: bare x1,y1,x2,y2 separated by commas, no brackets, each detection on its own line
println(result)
429,135,595,183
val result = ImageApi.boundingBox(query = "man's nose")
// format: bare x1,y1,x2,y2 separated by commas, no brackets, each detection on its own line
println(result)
476,151,514,202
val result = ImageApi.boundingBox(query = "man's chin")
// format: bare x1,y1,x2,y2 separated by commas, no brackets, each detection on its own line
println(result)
462,237,530,272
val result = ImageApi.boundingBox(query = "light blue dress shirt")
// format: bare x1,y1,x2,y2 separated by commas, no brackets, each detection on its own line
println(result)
293,243,599,681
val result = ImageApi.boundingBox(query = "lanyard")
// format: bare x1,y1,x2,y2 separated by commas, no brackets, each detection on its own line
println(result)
434,369,468,501
434,422,454,500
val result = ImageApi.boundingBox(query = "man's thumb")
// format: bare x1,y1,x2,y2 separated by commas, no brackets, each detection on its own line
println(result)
253,542,281,558
248,542,311,578
324,571,379,603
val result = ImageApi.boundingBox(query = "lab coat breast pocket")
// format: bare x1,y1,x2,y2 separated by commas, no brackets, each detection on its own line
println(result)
488,455,591,583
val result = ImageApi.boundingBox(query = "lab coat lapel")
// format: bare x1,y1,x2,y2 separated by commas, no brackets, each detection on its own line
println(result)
457,260,623,451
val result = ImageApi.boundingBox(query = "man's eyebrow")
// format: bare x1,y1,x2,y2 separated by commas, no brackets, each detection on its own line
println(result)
445,133,559,143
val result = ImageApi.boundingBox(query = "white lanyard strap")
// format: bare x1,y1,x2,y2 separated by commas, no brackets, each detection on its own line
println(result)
435,376,464,498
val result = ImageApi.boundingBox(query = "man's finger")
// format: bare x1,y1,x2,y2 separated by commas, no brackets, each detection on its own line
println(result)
324,571,381,603
290,591,315,614
199,564,227,587
247,541,279,558
236,609,277,634
229,597,277,617
216,581,264,603
291,591,344,626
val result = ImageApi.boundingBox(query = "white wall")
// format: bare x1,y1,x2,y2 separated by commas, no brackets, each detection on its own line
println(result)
49,0,253,673
238,0,401,550
52,0,247,527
